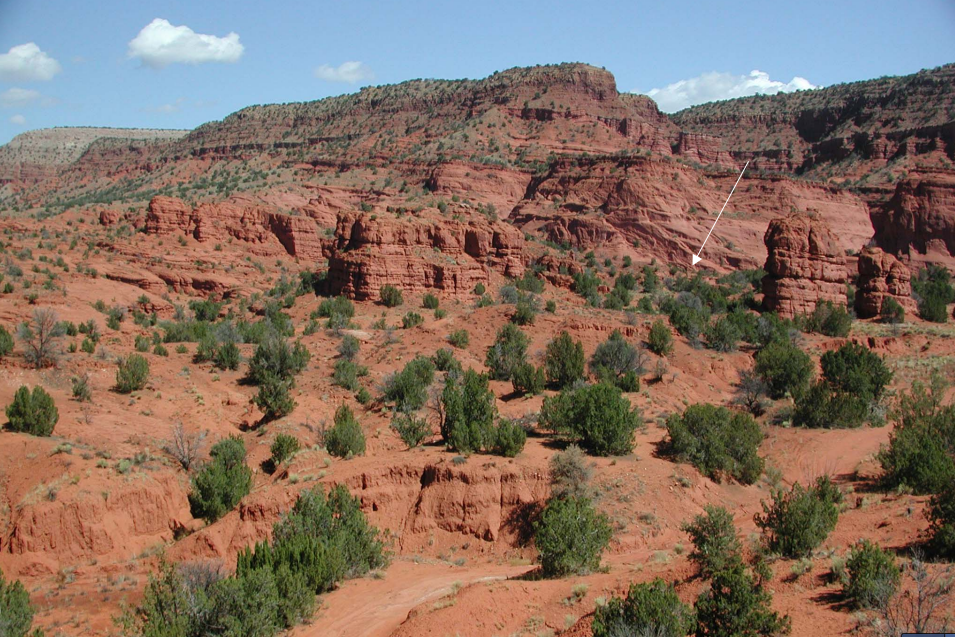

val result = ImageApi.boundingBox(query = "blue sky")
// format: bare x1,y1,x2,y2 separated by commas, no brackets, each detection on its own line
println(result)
1,0,953,145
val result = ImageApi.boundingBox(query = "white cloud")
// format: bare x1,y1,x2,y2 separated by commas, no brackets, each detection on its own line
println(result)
144,97,187,113
0,43,61,82
9,114,26,126
0,87,40,108
128,18,244,68
641,70,817,113
314,61,374,84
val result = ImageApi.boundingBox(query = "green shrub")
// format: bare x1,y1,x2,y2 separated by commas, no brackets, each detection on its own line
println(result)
134,334,151,352
647,320,673,356
801,301,852,337
545,299,557,313
880,297,905,324
448,329,469,348
214,341,241,371
401,312,424,329
592,578,695,637
493,419,527,457
246,338,310,385
544,331,585,389
473,282,486,295
115,354,149,393
422,293,440,309
392,413,431,448
572,270,601,305
705,315,742,352
642,266,659,293
928,486,955,560
72,375,92,402
666,404,763,484
332,358,366,392
694,561,791,637
193,335,218,363
189,436,253,522
540,382,642,456
682,505,743,578
316,296,355,320
237,483,384,595
755,476,842,558
534,495,612,578
511,362,545,396
515,270,545,294
511,298,537,325
441,369,496,453
5,385,58,436
844,540,900,609
379,285,403,307
485,323,528,380
153,343,168,357
913,265,954,323
254,373,297,419
792,380,870,429
590,330,646,389
549,444,593,500
270,434,301,467
382,356,434,412
325,405,365,458
820,342,892,402
432,348,460,374
0,568,36,637
878,375,955,494
337,334,360,361
189,298,223,322
0,325,13,358
81,337,95,354
754,340,813,399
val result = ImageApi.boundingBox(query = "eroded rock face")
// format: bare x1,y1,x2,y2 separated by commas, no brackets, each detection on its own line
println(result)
855,247,917,318
325,212,524,299
871,171,955,260
144,195,326,260
762,215,848,318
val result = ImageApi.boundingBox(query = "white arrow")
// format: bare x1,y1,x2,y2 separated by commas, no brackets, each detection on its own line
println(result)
691,160,749,266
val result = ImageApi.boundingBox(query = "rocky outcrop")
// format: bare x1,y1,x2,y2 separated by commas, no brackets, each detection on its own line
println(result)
762,215,848,318
5,474,190,572
871,171,955,260
855,247,917,318
325,212,525,299
144,195,326,260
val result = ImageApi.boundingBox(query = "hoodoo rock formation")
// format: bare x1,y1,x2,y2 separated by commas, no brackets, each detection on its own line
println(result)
144,195,326,260
855,247,917,318
762,215,848,318
325,212,525,299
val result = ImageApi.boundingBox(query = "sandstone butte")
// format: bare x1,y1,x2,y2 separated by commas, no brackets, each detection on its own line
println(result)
761,214,848,319
325,211,526,299
855,246,918,319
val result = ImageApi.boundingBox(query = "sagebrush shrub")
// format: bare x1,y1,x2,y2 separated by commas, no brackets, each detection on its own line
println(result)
115,354,150,393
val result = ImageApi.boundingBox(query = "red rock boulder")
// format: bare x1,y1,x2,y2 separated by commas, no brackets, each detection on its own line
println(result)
762,214,848,318
855,247,917,318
